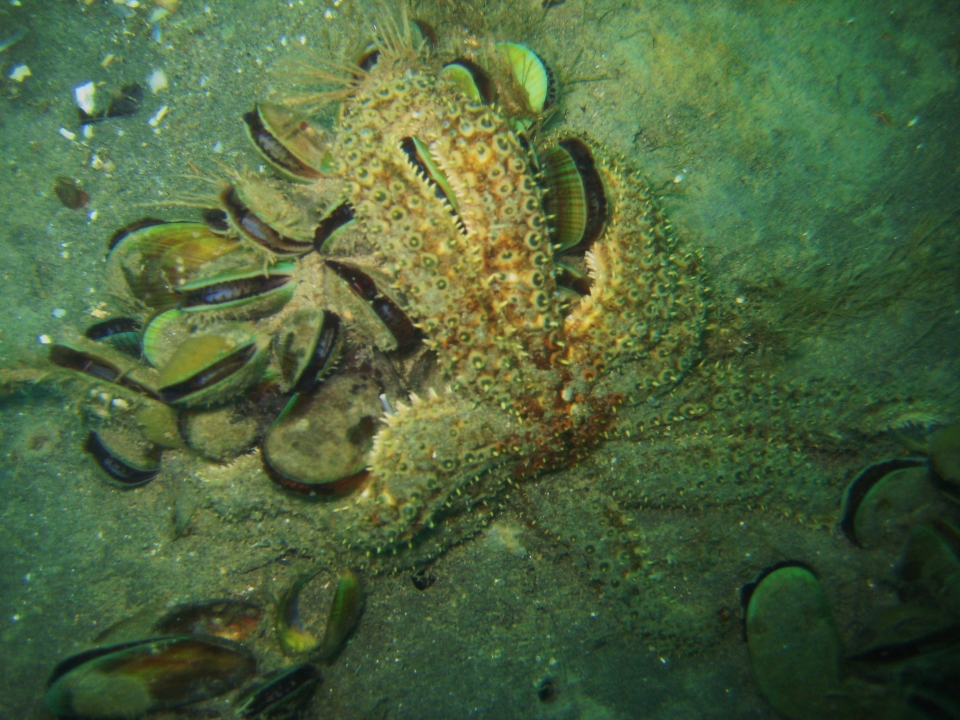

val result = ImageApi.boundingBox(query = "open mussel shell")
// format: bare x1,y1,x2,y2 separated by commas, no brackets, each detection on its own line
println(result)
495,41,555,112
153,599,264,642
49,338,160,399
438,59,494,104
236,663,321,720
176,260,297,321
105,221,240,314
142,308,192,369
157,328,270,408
275,569,363,662
83,317,142,359
273,309,343,394
312,201,356,253
45,635,256,720
554,260,592,299
276,571,323,655
220,185,315,257
262,370,379,496
494,41,557,129
243,102,332,183
317,569,363,663
541,138,609,255
741,561,845,720
84,429,161,488
839,458,933,549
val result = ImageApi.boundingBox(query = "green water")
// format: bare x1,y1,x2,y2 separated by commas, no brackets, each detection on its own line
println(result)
1,1,959,718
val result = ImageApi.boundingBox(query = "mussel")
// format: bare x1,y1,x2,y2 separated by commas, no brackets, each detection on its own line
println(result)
541,137,609,255
839,458,933,549
153,599,264,642
236,663,321,720
243,102,331,183
157,328,270,408
275,568,363,662
325,260,420,352
741,561,845,720
84,429,161,488
176,260,298,320
273,309,343,394
45,635,256,719
262,370,378,496
105,221,241,314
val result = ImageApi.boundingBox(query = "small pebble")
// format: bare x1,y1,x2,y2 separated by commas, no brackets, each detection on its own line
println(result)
8,64,31,82
148,68,168,94
52,308,66,319
148,105,169,127
74,81,96,114
37,334,51,345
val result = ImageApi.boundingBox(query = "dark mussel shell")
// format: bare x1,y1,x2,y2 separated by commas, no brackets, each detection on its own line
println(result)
84,317,143,358
153,599,264,642
50,342,158,399
84,430,162,488
313,202,356,253
176,261,297,320
839,458,930,548
242,103,326,184
46,635,257,719
274,309,343,394
741,561,843,720
53,177,90,210
220,186,314,256
236,663,321,720
325,260,420,352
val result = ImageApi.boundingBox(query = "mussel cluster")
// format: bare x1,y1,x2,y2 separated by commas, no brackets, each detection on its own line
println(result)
742,424,960,720
46,28,609,505
46,571,361,719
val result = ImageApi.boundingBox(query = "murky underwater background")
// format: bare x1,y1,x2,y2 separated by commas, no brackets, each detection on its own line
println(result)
1,0,959,718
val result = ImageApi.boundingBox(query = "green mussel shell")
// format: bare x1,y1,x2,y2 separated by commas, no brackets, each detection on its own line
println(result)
262,370,379,496
236,663,321,720
158,329,269,408
839,459,934,550
273,309,343,394
495,42,556,115
176,261,297,320
742,562,845,720
243,102,331,183
45,635,256,719
541,138,609,255
105,222,240,315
